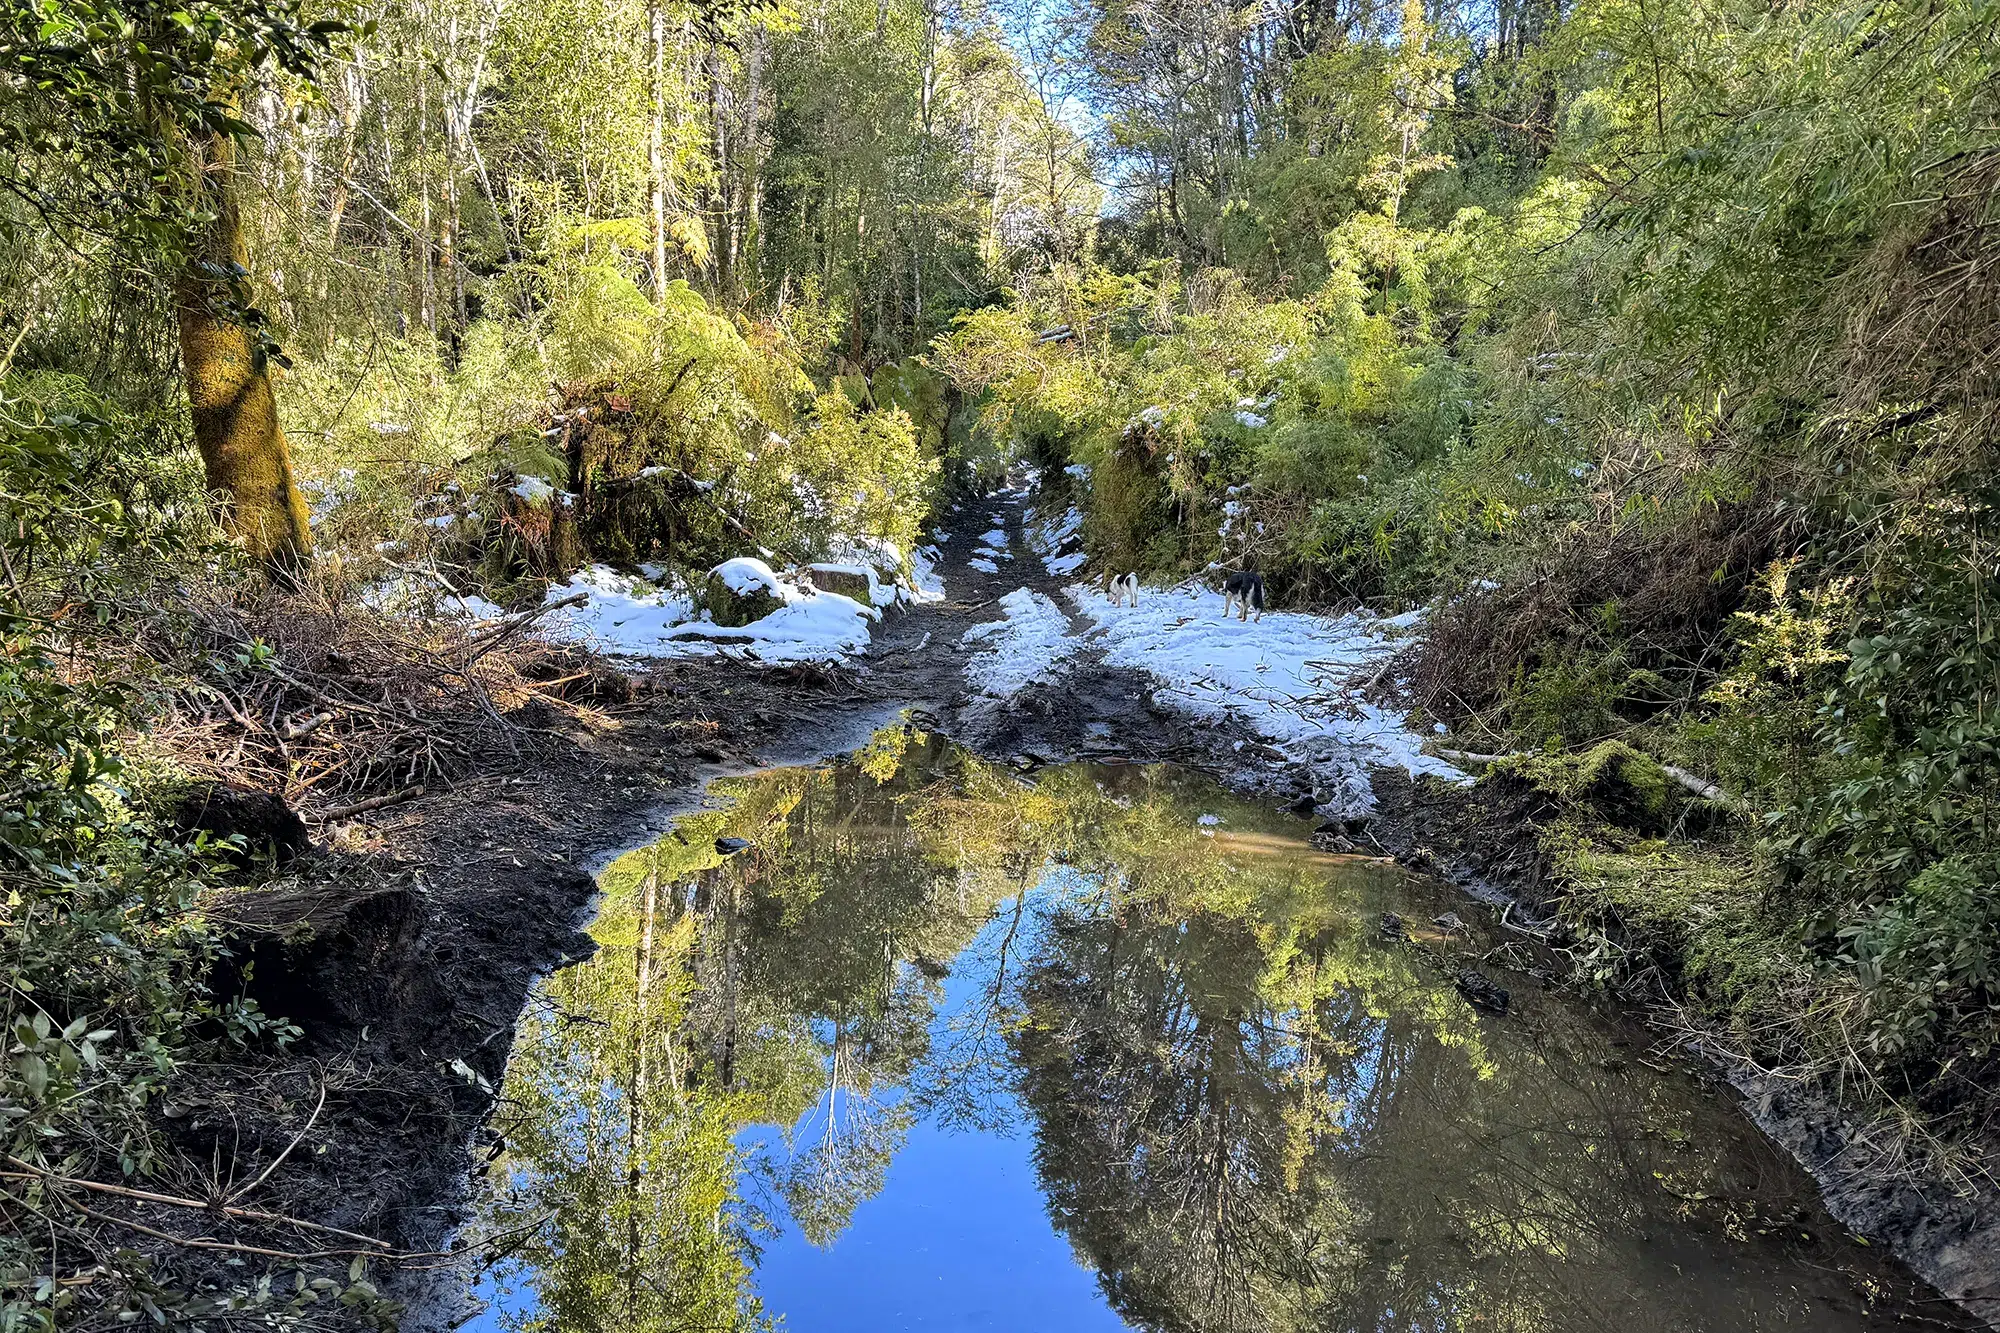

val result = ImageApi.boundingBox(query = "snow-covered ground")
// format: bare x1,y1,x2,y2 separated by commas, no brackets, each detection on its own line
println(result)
529,546,942,664
1025,505,1087,577
960,589,1077,699
533,563,874,663
1067,580,1464,813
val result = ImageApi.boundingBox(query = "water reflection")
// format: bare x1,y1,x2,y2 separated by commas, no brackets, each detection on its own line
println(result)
462,726,1960,1333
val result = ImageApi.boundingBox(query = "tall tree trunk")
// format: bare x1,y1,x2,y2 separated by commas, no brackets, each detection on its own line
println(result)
647,0,670,303
174,131,313,573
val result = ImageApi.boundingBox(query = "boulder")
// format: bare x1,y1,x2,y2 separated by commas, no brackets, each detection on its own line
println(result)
706,557,789,627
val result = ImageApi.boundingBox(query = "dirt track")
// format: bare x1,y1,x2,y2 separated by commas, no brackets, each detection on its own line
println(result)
187,487,2000,1330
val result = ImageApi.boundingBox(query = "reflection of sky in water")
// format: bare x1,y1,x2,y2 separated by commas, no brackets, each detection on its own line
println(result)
455,742,1970,1333
736,873,1123,1331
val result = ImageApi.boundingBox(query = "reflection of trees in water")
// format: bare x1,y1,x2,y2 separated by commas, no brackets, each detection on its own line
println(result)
475,727,1039,1329
476,730,1864,1333
1014,901,1348,1333
1006,823,1855,1333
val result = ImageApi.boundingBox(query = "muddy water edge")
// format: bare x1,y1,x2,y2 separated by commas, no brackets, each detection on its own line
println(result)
406,726,1981,1333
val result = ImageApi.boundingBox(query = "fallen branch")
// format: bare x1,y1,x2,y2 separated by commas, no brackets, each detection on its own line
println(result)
3,1154,391,1249
319,785,426,822
1662,763,1736,806
226,1082,326,1206
1437,747,1509,766
279,711,336,742
1437,748,1741,808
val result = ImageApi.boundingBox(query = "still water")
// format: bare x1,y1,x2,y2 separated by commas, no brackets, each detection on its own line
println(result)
458,726,1961,1332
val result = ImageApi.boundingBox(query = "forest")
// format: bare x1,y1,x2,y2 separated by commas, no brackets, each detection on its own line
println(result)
4,0,2000,1320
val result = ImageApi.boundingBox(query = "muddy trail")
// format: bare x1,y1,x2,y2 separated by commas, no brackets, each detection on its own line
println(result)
183,487,2000,1331
195,489,1197,1302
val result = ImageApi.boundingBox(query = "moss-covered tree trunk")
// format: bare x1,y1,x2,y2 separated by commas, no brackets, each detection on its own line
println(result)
173,130,314,573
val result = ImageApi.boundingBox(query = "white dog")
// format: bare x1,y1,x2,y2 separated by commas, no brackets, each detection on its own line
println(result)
1106,571,1139,608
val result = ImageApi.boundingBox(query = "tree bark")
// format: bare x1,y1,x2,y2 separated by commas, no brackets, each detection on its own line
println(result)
173,130,314,574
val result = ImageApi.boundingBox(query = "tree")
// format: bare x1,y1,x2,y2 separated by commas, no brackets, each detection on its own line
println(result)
174,130,316,568
2,0,337,571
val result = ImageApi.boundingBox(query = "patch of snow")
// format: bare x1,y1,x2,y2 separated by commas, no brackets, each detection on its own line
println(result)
1233,410,1269,430
1196,813,1223,826
980,527,1009,548
910,545,947,601
961,589,1077,699
968,557,1000,574
1046,551,1089,576
511,475,556,504
1066,581,1464,814
302,468,360,526
451,593,507,621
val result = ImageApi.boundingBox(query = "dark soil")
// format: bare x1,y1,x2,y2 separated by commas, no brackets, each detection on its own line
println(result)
146,485,1999,1331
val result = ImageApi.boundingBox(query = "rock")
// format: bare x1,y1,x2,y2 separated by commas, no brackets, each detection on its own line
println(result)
1455,968,1511,1014
705,558,789,627
692,745,727,763
1312,830,1356,853
1315,818,1350,836
1432,911,1465,933
173,783,309,865
1283,792,1317,815
1379,911,1408,942
714,837,751,856
1401,847,1438,874
806,565,874,602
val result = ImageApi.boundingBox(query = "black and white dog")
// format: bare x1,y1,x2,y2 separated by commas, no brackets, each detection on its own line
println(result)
1221,570,1265,622
1105,571,1139,608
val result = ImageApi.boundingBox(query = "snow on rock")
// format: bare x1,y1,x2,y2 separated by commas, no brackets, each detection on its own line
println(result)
714,556,788,598
1066,581,1465,814
961,589,1077,700
511,475,557,504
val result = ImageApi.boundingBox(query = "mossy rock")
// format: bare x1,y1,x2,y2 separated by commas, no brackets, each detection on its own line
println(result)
705,574,785,627
807,565,874,603
1493,740,1676,833
1575,741,1673,832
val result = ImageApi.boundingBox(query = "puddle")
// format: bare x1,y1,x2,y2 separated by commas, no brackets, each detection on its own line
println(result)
453,726,1967,1331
